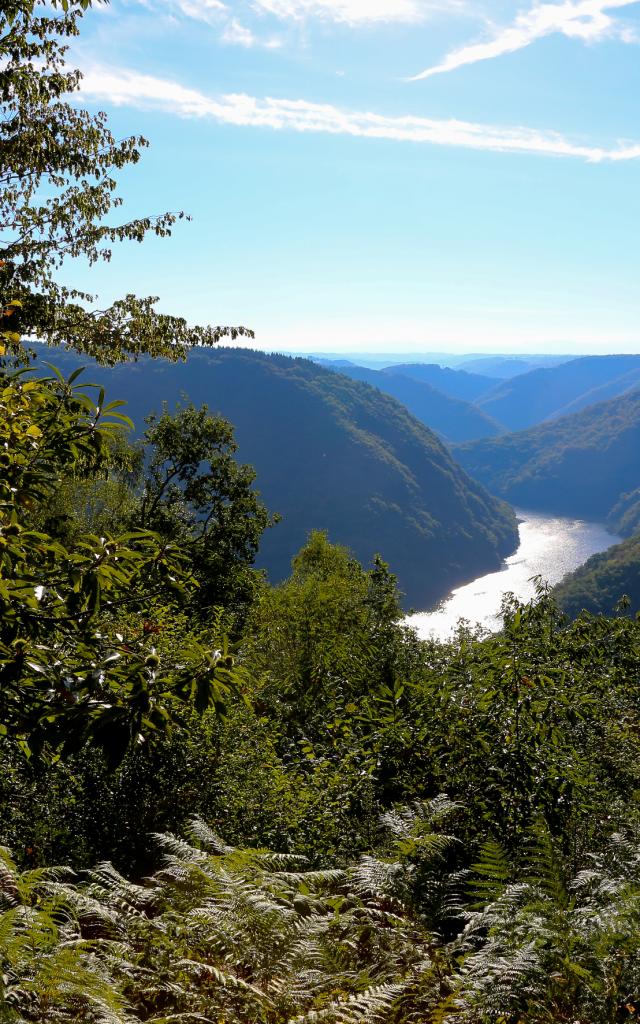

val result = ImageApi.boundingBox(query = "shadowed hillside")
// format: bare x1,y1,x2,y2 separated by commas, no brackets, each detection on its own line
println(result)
455,388,640,521
379,362,499,402
320,361,503,442
35,346,518,607
608,488,640,537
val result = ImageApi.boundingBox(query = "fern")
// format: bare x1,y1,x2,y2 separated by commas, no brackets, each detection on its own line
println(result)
0,850,134,1024
467,838,512,907
4,813,640,1023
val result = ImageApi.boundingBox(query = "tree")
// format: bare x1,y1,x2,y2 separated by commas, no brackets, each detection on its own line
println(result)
0,1,258,765
246,532,413,749
138,402,275,620
0,0,250,364
0,365,239,765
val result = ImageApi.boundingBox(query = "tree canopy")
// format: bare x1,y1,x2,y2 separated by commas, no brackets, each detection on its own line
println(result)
0,366,241,764
0,1,265,763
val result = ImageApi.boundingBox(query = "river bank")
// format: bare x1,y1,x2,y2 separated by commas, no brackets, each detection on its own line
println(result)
408,510,621,641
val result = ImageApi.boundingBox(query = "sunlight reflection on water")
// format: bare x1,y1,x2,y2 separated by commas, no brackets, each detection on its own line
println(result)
407,509,620,642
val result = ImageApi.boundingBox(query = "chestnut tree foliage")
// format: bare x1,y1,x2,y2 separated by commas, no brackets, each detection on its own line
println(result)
0,367,243,764
0,0,266,762
0,0,251,363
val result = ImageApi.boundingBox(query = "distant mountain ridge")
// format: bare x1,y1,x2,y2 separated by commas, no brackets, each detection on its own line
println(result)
477,355,640,431
552,367,640,419
379,362,499,402
455,355,572,378
33,346,518,608
455,387,640,522
319,361,503,442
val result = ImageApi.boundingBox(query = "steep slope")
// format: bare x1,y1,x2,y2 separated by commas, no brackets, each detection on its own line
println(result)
477,355,640,431
321,362,503,442
554,534,640,618
552,366,640,419
608,488,640,537
455,389,640,521
33,346,518,608
380,363,499,402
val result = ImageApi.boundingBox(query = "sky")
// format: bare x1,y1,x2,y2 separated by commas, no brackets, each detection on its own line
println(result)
67,0,640,354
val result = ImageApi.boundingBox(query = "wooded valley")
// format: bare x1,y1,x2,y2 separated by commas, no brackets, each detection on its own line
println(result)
2,2,640,1022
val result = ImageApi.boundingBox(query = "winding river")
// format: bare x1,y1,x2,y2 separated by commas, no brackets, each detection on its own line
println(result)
407,510,621,642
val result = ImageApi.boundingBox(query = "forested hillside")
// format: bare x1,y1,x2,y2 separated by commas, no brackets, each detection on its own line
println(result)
36,345,517,607
553,484,640,618
456,388,640,520
320,360,503,440
477,354,640,429
609,487,640,536
553,365,640,418
554,533,640,617
4,5,640,1023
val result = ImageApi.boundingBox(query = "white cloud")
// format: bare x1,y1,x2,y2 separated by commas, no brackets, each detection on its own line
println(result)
411,0,640,79
78,63,640,161
173,0,228,24
220,16,281,45
221,17,255,44
146,0,463,28
152,0,281,45
252,0,446,25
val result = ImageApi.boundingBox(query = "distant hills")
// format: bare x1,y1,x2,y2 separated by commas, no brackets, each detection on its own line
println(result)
305,352,573,378
455,388,640,522
554,367,640,419
376,363,498,402
456,355,570,379
476,355,640,431
34,346,518,608
319,361,503,442
318,355,640,439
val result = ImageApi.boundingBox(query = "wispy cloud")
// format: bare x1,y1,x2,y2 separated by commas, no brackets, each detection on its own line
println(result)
153,0,282,47
152,0,468,28
78,63,640,161
220,17,282,47
171,0,227,25
251,0,458,25
411,0,640,80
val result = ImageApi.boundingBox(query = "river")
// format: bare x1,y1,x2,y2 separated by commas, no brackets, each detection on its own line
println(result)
407,510,621,642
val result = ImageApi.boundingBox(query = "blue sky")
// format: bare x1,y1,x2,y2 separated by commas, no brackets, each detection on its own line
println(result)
70,0,640,354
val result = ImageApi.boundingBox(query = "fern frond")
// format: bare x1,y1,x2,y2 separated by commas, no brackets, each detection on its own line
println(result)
348,856,403,898
184,818,236,855
381,796,461,839
524,818,568,908
152,831,209,865
291,980,404,1023
467,838,512,907
174,957,271,1000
